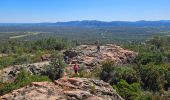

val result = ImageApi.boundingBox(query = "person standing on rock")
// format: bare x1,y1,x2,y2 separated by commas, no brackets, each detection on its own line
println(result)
95,40,100,52
97,44,100,52
73,62,79,74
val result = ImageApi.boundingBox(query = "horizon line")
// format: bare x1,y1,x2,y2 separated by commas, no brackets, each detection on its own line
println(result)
0,19,170,24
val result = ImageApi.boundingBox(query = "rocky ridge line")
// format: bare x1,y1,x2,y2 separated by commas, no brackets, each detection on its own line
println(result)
0,78,124,100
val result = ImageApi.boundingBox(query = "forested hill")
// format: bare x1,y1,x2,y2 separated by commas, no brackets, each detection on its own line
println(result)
1,20,170,27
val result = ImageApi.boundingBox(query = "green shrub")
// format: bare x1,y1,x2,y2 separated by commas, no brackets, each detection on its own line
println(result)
113,79,141,100
0,56,15,69
165,69,170,90
111,65,139,84
100,61,114,82
46,54,65,81
138,63,166,92
140,91,152,100
13,55,30,65
100,61,139,84
34,38,72,51
90,83,96,94
135,52,163,65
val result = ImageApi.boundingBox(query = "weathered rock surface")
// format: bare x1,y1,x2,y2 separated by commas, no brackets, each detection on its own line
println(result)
0,54,8,58
64,44,137,70
0,78,124,100
0,61,49,83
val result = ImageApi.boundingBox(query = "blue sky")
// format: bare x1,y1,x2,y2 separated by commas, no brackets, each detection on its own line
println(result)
0,0,170,23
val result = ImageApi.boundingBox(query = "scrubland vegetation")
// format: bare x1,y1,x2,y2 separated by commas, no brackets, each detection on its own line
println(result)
100,36,170,99
0,38,72,69
0,26,170,99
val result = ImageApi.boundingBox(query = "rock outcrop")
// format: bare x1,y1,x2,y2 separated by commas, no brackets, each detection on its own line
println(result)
0,54,8,58
0,44,137,83
0,61,49,83
64,44,137,70
0,78,124,100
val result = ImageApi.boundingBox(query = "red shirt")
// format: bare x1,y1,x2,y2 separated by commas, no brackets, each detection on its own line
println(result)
73,64,79,70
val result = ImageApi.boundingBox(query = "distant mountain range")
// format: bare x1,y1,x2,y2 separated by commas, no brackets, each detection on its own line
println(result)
1,20,170,27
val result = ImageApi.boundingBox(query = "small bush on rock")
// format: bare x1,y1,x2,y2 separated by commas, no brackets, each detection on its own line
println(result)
46,54,65,81
100,61,114,82
0,70,49,95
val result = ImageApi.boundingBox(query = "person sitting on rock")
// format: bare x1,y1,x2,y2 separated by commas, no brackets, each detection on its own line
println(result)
73,62,79,74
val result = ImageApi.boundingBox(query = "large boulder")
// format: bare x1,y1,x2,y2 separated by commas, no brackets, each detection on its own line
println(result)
0,78,124,100
0,61,50,83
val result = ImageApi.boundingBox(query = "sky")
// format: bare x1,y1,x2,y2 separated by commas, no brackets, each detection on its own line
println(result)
0,0,170,23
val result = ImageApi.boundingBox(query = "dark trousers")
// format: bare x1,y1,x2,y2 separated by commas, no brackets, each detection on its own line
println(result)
74,69,78,74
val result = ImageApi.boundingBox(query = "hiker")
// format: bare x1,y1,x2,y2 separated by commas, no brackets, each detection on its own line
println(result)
64,55,69,64
97,44,100,52
73,62,79,74
95,40,100,52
